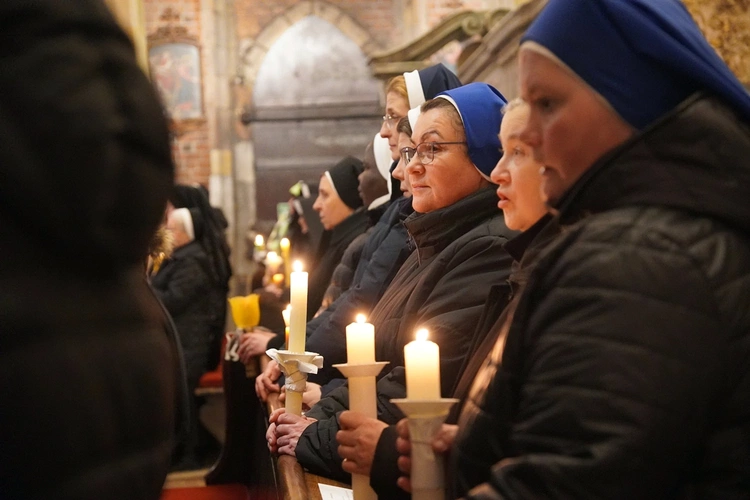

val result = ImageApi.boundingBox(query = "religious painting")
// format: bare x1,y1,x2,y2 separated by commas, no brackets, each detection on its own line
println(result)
149,43,203,121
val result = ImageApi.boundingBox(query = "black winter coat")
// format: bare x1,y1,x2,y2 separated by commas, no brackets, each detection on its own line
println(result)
306,196,413,387
454,95,750,499
151,241,215,391
0,1,176,498
366,217,555,499
307,208,368,319
318,203,389,312
296,188,517,479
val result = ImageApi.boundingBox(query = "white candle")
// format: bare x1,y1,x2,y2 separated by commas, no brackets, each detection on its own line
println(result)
346,314,375,364
289,261,308,353
404,329,441,400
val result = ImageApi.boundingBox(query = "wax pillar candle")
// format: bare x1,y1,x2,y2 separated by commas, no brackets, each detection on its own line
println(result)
346,314,375,364
404,329,441,400
289,261,308,353
280,237,291,287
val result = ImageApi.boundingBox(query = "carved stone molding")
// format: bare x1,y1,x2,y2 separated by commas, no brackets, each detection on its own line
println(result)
368,9,510,80
683,0,750,85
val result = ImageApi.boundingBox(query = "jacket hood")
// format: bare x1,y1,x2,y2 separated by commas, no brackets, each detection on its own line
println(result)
557,94,750,234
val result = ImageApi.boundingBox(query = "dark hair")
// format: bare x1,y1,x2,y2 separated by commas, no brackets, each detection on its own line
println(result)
396,116,412,137
420,98,465,141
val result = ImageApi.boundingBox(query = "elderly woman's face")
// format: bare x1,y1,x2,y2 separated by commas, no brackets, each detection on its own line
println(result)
518,49,634,205
491,104,547,232
407,107,486,213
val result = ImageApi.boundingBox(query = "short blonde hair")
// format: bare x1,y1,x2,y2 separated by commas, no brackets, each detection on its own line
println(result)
385,75,408,101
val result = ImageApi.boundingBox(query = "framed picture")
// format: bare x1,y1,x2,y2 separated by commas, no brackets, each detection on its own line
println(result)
149,43,203,120
148,15,205,134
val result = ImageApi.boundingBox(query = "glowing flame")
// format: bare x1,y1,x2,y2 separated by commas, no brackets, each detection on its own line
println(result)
254,234,264,246
293,260,303,272
416,329,429,342
280,237,290,250
282,304,291,326
356,314,366,324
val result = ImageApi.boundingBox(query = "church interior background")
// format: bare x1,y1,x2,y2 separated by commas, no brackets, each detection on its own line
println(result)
105,0,749,292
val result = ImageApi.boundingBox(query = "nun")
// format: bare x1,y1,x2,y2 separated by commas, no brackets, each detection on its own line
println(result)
270,83,519,493
439,0,750,498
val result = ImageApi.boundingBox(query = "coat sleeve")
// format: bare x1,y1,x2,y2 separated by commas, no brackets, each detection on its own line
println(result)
0,0,173,271
465,231,726,499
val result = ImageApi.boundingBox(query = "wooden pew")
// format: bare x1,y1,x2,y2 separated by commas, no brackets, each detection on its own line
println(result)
261,357,351,500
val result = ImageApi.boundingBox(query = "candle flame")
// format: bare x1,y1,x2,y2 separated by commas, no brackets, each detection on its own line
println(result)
280,237,290,249
356,314,366,324
293,260,303,272
416,328,429,341
282,304,291,326
255,234,264,246
267,251,278,260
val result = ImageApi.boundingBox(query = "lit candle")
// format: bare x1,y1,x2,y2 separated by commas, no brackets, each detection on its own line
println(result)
282,304,291,349
346,314,375,364
266,251,283,275
404,329,441,400
280,237,291,287
254,234,265,251
288,261,308,353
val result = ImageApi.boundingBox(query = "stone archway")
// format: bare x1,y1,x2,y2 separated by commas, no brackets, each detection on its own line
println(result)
234,2,384,232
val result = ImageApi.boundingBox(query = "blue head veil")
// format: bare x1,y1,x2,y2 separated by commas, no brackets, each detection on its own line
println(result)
521,0,750,129
436,83,507,179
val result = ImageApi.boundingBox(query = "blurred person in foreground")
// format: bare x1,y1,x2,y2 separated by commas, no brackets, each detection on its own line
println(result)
0,1,176,498
399,0,750,498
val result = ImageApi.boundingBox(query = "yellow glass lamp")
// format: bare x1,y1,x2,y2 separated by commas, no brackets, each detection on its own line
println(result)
228,294,261,330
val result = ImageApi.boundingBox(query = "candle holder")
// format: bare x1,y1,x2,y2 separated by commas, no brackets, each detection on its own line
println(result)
332,362,389,500
265,348,323,416
390,398,459,500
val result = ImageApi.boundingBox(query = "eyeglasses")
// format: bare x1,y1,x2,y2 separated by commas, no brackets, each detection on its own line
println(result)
382,114,400,130
400,141,467,165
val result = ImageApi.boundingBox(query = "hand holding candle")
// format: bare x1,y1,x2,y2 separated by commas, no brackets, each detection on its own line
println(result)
404,329,441,400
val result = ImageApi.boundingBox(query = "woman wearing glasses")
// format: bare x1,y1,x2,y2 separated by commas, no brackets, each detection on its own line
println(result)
272,83,518,487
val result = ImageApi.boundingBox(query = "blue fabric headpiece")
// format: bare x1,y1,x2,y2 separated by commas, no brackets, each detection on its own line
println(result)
521,0,750,130
436,82,507,179
404,63,463,108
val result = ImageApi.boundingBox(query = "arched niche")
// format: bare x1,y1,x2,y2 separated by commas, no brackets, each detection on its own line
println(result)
254,16,380,108
248,15,382,223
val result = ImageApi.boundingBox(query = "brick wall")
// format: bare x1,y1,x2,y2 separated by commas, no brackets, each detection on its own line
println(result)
144,0,212,186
